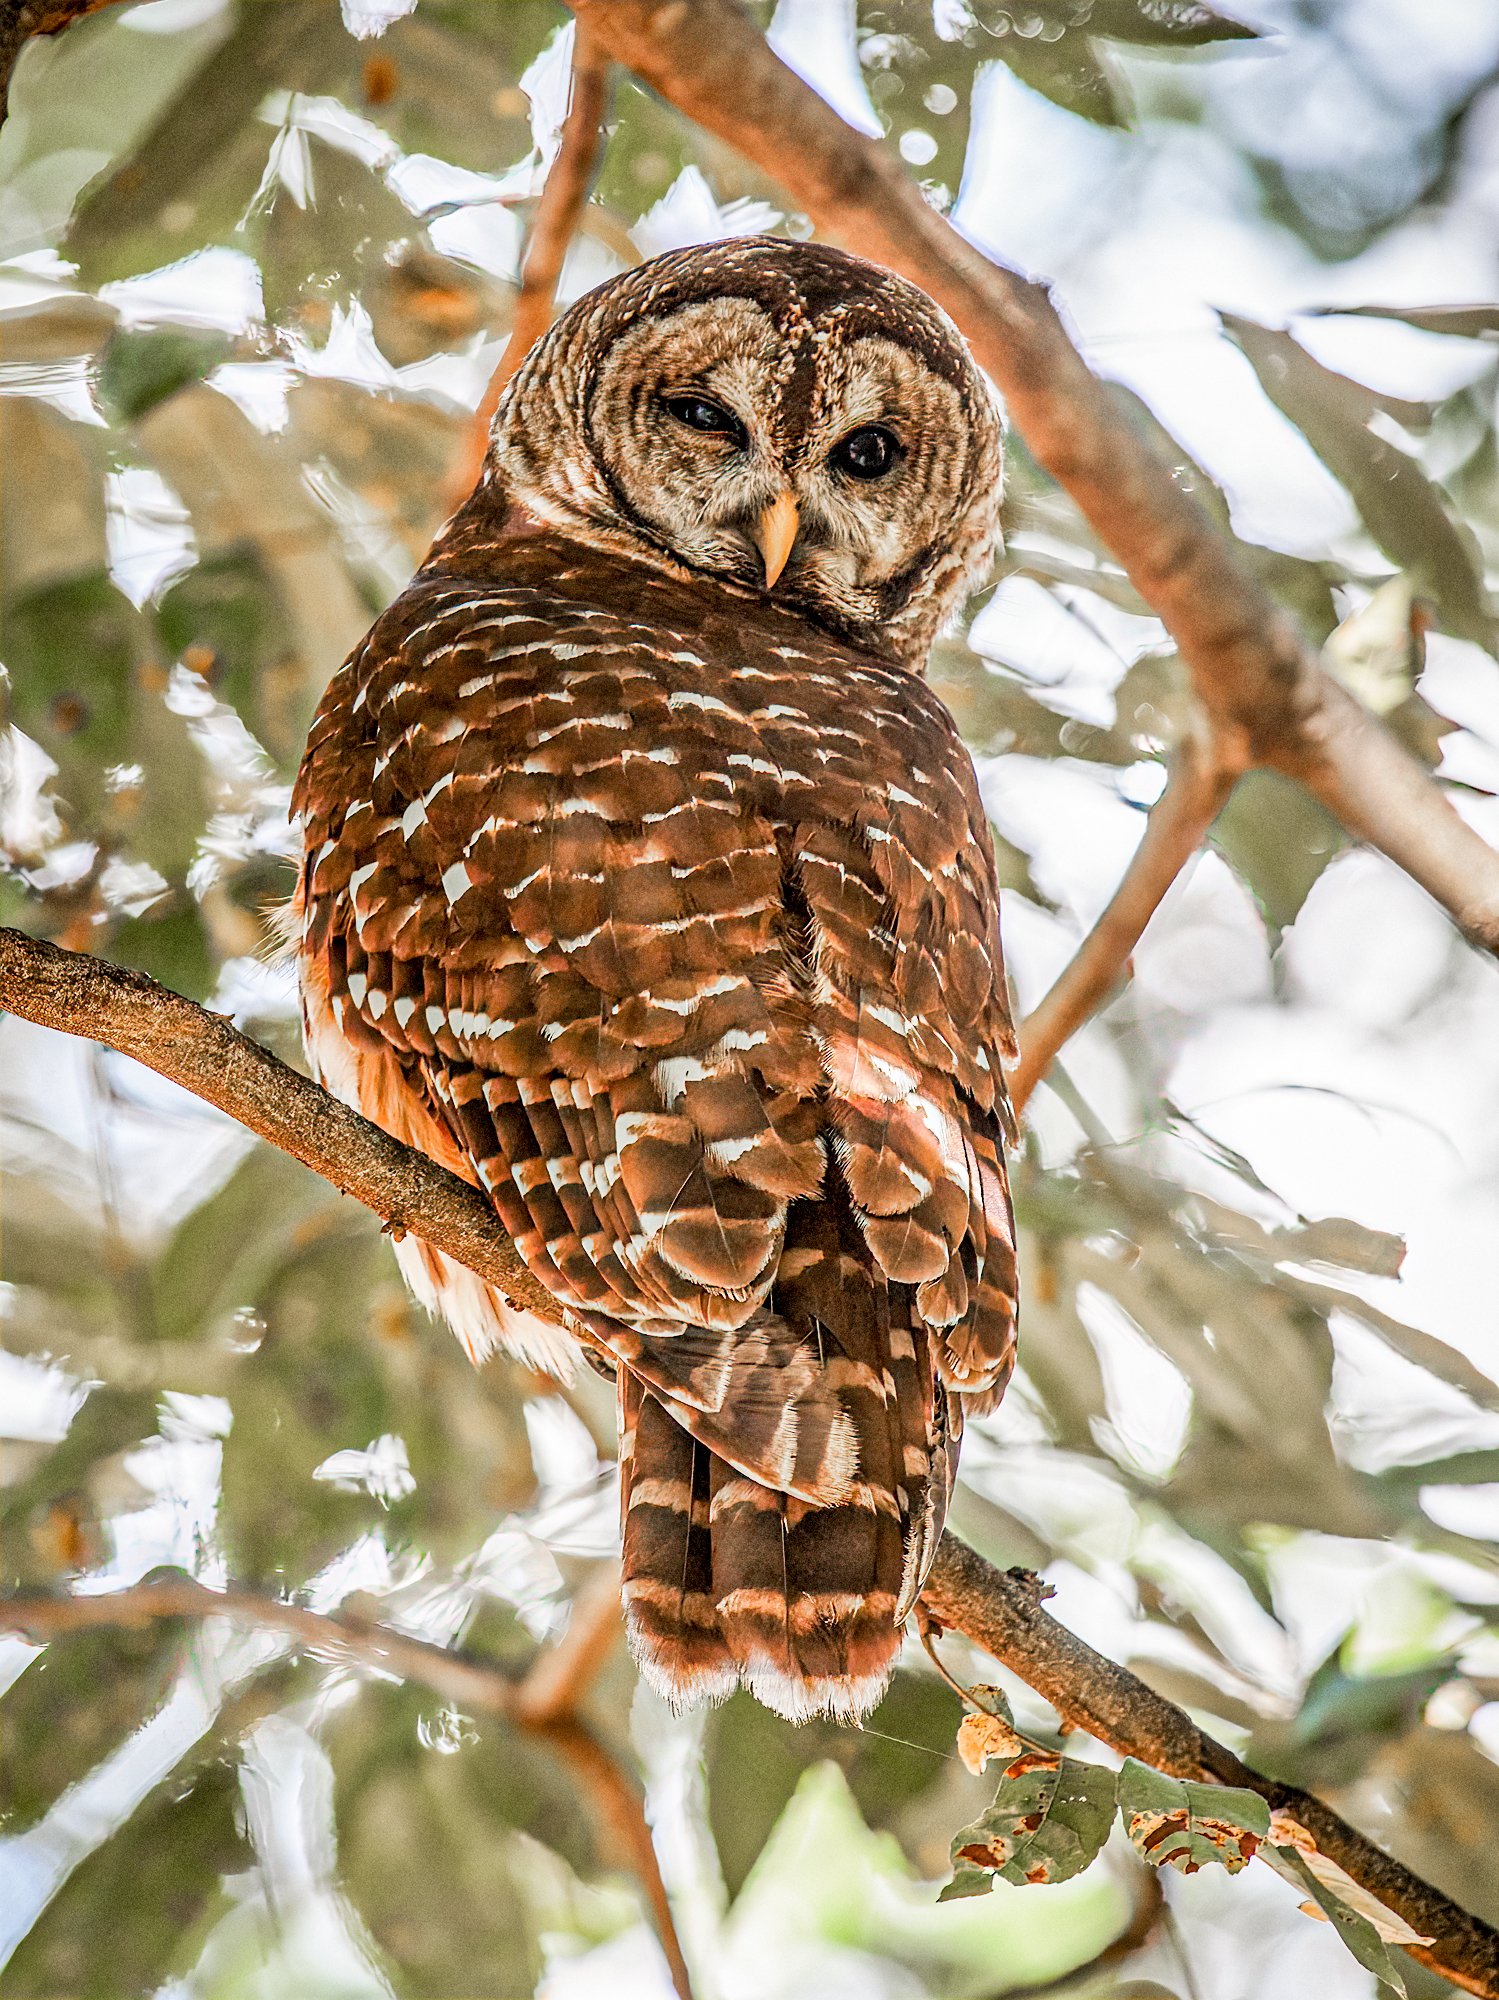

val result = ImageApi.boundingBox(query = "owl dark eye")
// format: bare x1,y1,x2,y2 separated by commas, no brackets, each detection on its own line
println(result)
664,394,744,442
831,425,901,480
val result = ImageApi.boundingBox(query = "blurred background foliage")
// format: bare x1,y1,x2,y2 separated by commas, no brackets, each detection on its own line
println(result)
4,1,1499,1995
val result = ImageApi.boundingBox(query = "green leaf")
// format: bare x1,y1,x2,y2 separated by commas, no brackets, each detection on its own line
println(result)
1116,1761,1270,1875
971,0,1255,45
1210,767,1346,932
1222,313,1497,651
941,1751,1117,1894
98,326,231,425
1314,304,1499,341
1085,0,1259,43
1265,1846,1410,1996
988,34,1131,127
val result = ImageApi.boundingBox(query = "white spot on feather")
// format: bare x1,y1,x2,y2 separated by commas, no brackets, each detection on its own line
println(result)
668,689,735,716
654,1054,712,1103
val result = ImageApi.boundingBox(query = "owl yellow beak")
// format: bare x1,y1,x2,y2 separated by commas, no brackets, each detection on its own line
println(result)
752,492,800,589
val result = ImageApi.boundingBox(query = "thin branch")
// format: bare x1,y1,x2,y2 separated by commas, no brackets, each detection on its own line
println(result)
923,1538,1499,1999
512,1555,623,1727
3,928,1495,1996
444,23,611,509
538,1718,693,2000
564,0,1499,960
0,1571,691,2000
1010,720,1237,1116
1,1574,531,1716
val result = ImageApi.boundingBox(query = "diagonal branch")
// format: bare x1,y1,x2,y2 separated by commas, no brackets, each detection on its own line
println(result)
445,22,612,509
0,1570,691,2000
3,925,1496,1996
0,925,561,1325
1010,718,1238,1116
563,0,1499,960
922,1538,1497,1998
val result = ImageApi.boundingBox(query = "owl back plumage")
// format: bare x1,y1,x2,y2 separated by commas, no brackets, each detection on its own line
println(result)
294,241,1017,1723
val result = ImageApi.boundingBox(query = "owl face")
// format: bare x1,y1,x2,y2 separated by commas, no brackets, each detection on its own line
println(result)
493,239,1004,662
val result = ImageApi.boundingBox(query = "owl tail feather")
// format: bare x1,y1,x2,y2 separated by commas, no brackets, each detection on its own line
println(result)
619,1383,908,1721
618,1197,950,1723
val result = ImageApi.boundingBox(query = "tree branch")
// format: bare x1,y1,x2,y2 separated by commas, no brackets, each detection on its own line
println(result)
564,0,1499,960
445,22,611,509
0,925,561,1326
0,1569,692,2000
1010,719,1237,1115
3,926,1495,1995
923,1538,1498,1998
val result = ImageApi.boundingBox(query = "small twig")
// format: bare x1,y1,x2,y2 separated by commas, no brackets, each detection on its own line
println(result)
0,1573,691,1998
511,1556,622,1726
1010,720,1239,1116
538,1718,694,2000
444,23,611,509
916,1611,981,1709
0,1575,528,1715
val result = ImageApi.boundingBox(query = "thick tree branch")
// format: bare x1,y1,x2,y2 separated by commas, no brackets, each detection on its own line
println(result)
0,926,561,1325
564,0,1499,959
1010,720,1237,1115
446,23,611,509
0,1569,692,2000
3,928,1495,1996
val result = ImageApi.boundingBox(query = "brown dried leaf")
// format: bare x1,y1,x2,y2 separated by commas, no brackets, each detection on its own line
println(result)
957,1703,1024,1775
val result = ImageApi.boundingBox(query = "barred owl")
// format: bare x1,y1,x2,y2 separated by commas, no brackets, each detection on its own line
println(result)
294,239,1017,1722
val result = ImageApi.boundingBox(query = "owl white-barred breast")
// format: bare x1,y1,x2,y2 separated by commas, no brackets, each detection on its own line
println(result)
294,239,1017,1722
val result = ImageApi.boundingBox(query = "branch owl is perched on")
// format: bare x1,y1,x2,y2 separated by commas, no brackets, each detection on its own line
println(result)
294,238,1017,1722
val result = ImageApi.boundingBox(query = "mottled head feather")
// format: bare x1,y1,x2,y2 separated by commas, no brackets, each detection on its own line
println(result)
491,238,1004,665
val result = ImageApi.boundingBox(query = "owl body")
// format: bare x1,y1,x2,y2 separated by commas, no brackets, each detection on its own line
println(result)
295,240,1017,1721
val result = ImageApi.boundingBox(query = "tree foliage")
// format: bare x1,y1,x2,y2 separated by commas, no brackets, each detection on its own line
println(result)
3,3,1499,1996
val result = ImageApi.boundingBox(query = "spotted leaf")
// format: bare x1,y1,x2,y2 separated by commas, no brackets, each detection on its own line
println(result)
1117,1760,1270,1876
940,1750,1117,1897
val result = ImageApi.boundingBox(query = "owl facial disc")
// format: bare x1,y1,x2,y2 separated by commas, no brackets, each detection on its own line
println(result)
492,237,1004,664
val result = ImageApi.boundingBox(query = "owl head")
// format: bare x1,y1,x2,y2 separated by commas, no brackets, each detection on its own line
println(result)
490,237,1004,664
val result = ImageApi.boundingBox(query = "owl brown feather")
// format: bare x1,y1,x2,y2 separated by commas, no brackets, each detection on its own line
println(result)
294,239,1016,1721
